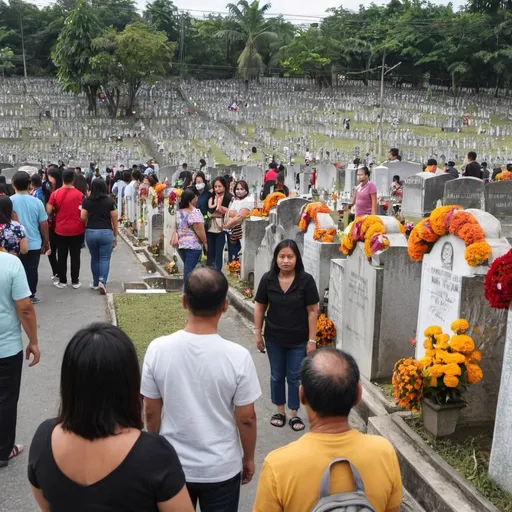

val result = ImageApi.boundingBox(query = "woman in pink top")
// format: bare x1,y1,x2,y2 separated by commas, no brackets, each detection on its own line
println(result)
353,166,377,217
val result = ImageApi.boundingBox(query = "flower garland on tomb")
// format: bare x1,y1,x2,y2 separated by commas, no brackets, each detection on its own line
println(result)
407,205,492,267
298,202,337,243
261,192,286,216
495,170,512,181
484,249,512,309
339,215,405,259
316,314,337,346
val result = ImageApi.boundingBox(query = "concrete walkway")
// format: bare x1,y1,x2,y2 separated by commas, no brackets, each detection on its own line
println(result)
2,238,353,512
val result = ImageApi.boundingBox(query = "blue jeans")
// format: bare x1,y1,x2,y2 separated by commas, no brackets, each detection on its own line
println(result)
85,229,114,285
227,237,241,262
187,472,241,512
265,338,307,411
178,248,202,282
206,231,226,271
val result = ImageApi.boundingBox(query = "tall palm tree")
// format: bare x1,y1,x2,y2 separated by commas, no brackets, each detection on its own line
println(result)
216,0,278,86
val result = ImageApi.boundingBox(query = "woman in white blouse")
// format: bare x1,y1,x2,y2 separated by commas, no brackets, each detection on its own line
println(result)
224,180,254,262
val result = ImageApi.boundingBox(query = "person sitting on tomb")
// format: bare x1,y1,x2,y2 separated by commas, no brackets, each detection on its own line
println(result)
391,175,402,200
425,158,438,173
253,349,402,512
273,173,289,197
444,161,459,179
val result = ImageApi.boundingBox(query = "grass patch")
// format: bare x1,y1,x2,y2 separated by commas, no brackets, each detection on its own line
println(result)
378,382,395,400
226,273,254,300
406,417,512,511
114,293,187,360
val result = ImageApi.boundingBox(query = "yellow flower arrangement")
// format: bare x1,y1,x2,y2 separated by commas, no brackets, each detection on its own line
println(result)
298,202,335,242
407,205,492,267
450,319,469,334
249,208,263,217
316,314,337,346
262,192,286,215
392,358,424,411
496,170,512,181
398,320,484,405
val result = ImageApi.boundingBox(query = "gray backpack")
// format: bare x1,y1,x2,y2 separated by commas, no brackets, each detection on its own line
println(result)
311,458,376,512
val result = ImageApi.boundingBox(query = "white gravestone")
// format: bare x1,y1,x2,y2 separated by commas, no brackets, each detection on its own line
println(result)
328,258,346,349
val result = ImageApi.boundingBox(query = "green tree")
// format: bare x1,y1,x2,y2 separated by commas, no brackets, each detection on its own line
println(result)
144,0,179,43
52,0,101,112
90,22,177,116
97,0,140,31
215,0,278,86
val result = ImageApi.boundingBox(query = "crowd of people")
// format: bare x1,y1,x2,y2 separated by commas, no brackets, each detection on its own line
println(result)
1,247,402,511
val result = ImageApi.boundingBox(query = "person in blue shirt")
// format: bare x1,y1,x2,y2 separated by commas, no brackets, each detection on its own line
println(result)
0,250,40,468
10,171,49,305
30,174,45,204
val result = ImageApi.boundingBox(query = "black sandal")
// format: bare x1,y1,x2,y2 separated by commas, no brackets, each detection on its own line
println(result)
289,416,306,431
270,413,286,428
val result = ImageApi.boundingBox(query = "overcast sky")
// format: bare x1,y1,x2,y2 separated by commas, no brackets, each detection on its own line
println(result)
34,0,466,21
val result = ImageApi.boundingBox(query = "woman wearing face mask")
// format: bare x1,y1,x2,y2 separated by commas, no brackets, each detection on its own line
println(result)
206,177,232,271
223,180,253,262
192,171,210,217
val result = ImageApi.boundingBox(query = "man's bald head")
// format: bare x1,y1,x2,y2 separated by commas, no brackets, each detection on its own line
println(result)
184,267,228,317
300,348,360,418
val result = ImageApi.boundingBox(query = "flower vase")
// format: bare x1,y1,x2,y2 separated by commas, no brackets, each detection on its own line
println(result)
421,398,466,438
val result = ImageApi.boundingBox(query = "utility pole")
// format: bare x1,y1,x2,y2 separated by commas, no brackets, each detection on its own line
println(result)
378,58,401,159
18,2,27,78
179,12,185,80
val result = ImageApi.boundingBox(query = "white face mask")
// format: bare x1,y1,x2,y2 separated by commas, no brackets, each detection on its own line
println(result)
195,183,205,191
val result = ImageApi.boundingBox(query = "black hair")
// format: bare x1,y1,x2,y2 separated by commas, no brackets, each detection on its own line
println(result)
89,177,108,200
31,173,42,188
357,166,370,177
234,180,249,195
269,162,278,169
194,171,207,184
56,322,143,440
271,239,304,274
447,161,455,167
0,195,13,223
427,158,438,166
482,162,488,168
12,171,30,191
184,267,228,317
389,148,399,158
75,166,82,173
74,174,88,195
211,176,227,193
178,170,193,189
48,169,63,190
0,176,5,184
199,158,206,168
468,151,477,161
301,348,360,418
0,183,11,196
132,164,138,170
392,175,400,183
132,169,141,182
276,173,285,184
179,188,197,209
62,169,75,184
148,174,159,187
113,170,122,183
122,170,132,183
278,163,285,173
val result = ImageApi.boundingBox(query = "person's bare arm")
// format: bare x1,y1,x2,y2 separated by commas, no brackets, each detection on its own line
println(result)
19,237,29,255
46,203,54,216
306,303,319,355
370,192,377,215
80,208,88,224
39,220,49,253
254,302,266,352
224,207,250,229
234,403,257,484
157,486,194,512
192,222,207,247
351,187,357,207
15,297,40,367
144,396,163,433
30,486,50,512
111,210,119,247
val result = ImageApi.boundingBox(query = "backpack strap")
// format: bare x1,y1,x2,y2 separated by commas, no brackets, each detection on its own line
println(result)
319,458,366,499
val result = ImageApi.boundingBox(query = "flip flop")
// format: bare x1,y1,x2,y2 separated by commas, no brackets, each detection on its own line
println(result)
8,444,24,461
289,416,306,432
270,413,286,428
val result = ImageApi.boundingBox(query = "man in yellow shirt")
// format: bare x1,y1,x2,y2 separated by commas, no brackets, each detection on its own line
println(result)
253,348,402,512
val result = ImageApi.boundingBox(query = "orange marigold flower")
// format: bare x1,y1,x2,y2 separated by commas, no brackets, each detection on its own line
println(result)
439,352,466,364
415,218,439,243
429,205,462,236
448,211,478,236
424,338,433,350
450,334,475,354
443,363,462,376
466,363,484,384
450,319,469,334
443,374,460,388
458,224,485,246
407,229,430,261
434,333,450,349
471,350,482,362
424,326,442,337
428,364,446,377
465,242,492,267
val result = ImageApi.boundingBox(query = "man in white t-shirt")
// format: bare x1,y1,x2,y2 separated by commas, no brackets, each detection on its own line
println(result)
141,267,261,512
